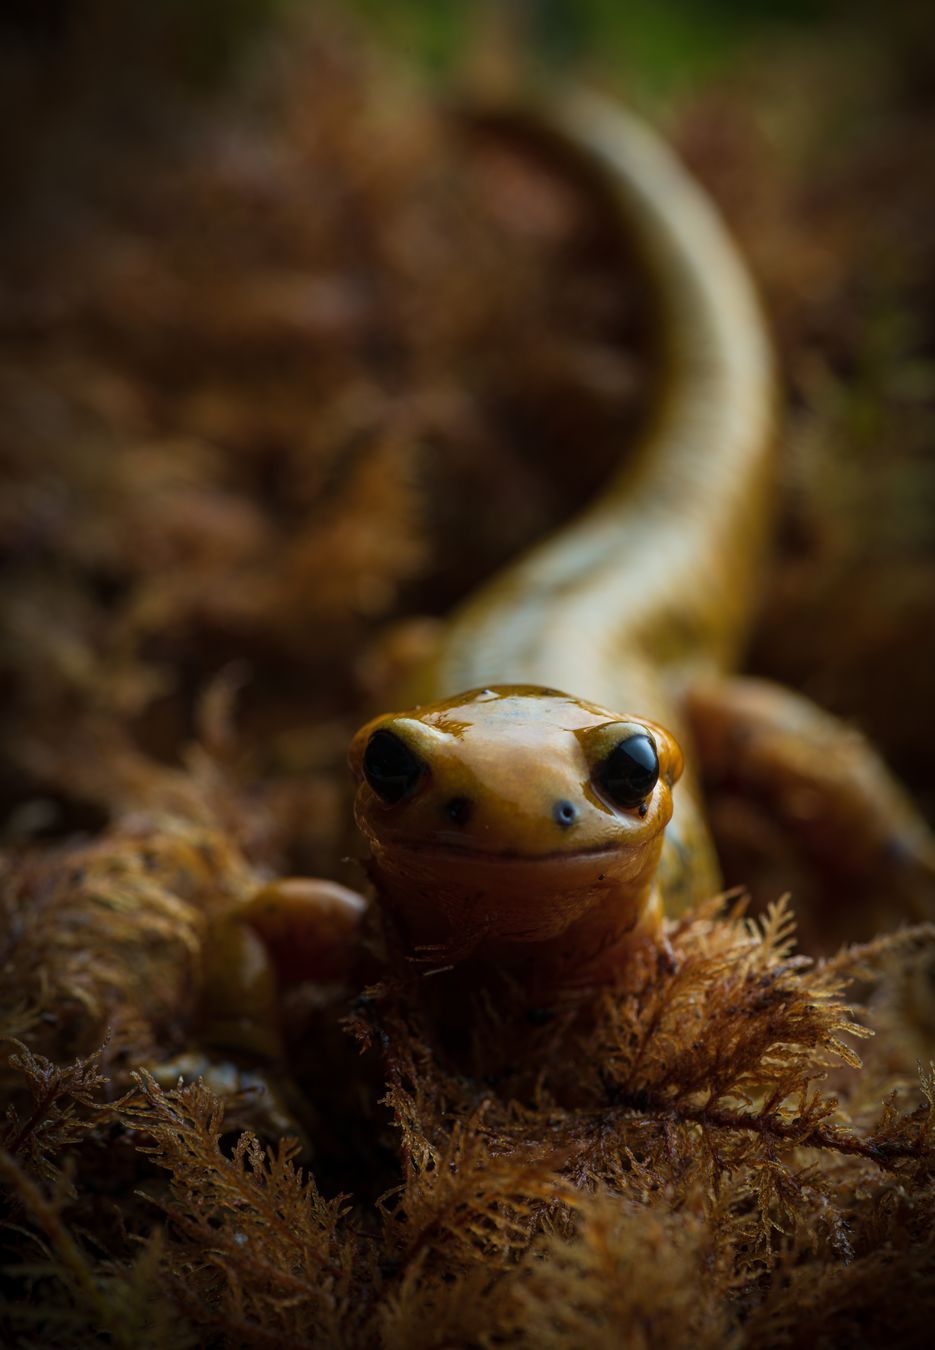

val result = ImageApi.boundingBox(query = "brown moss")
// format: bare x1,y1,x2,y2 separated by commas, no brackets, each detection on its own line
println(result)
3,897,934,1347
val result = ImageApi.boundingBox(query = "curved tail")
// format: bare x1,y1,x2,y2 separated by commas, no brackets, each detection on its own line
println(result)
421,90,777,723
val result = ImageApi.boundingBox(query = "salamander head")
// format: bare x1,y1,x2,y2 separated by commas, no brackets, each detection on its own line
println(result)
349,685,683,958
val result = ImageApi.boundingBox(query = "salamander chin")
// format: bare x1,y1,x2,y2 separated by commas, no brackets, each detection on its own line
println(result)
349,685,682,978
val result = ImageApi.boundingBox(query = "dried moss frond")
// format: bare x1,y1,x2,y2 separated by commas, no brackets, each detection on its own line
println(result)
380,1092,579,1274
117,1072,364,1348
360,895,935,1296
0,816,257,1063
0,1153,188,1350
594,897,868,1102
375,1259,509,1350
1,1043,110,1189
496,1190,732,1350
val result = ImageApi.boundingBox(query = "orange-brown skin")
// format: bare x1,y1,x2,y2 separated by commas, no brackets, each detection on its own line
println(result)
684,677,935,925
350,686,683,990
193,878,366,1059
243,879,368,986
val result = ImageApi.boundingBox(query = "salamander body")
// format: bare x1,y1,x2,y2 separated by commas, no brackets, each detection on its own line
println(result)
349,93,773,986
348,94,934,994
208,90,933,1047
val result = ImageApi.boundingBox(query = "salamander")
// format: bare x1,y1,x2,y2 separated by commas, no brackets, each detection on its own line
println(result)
345,93,935,997
343,89,774,981
219,92,934,1040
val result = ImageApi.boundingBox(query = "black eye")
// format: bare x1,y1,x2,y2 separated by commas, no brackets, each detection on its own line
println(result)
363,729,426,804
599,733,659,809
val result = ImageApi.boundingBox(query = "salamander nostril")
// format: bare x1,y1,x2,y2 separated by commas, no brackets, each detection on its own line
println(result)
553,799,578,829
445,796,472,825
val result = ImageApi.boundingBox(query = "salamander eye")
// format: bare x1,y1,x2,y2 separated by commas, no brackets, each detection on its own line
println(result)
599,732,659,809
363,729,426,804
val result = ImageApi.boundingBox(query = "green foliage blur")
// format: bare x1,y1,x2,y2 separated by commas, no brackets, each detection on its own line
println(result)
345,0,829,88
0,0,898,97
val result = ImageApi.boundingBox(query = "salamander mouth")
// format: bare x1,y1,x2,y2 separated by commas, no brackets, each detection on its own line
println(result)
375,838,623,865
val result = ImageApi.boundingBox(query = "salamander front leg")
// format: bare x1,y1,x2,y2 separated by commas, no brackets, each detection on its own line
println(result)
193,878,367,1054
153,879,367,1138
684,676,935,936
240,877,367,986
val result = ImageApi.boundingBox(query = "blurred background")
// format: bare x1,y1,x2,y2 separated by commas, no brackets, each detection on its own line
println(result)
1,0,933,940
